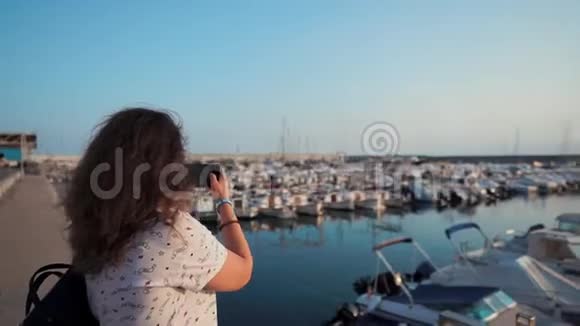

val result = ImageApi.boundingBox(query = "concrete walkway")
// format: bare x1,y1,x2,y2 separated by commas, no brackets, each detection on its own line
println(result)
0,176,70,325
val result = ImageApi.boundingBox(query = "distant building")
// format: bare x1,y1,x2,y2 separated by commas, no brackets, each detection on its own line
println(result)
0,133,37,163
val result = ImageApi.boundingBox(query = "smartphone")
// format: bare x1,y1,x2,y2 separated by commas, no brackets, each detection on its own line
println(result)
186,163,222,188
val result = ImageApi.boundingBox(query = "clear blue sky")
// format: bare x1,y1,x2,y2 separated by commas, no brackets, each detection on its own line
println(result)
1,0,579,155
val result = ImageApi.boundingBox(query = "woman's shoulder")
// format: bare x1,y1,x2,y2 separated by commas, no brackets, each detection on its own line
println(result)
172,211,213,236
131,211,210,248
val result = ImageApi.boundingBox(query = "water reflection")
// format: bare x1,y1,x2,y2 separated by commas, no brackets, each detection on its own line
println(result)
253,217,325,248
216,195,580,326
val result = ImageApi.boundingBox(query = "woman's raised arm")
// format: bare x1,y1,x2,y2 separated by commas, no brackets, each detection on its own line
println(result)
205,174,253,291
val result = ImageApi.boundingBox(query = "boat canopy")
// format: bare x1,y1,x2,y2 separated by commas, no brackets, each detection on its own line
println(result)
372,236,413,251
445,222,482,239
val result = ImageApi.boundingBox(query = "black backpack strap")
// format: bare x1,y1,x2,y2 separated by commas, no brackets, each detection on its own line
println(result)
25,271,65,315
25,264,72,315
28,263,72,285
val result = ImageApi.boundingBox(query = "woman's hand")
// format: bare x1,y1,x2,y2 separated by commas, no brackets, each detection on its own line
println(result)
209,173,230,200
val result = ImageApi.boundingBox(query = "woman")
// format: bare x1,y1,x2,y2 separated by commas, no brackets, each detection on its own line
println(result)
65,108,252,325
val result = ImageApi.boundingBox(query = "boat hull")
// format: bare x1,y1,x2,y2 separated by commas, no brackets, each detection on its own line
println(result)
324,200,355,211
384,198,405,209
295,203,323,216
236,208,258,220
355,198,385,212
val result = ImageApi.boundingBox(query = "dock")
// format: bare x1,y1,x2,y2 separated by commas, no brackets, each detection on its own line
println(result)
0,175,70,325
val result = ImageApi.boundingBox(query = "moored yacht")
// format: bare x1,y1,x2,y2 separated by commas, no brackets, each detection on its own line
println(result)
493,213,580,282
192,194,217,223
289,193,323,216
354,191,386,212
449,186,480,207
383,191,407,209
232,194,258,220
508,177,539,195
257,194,297,219
410,182,437,207
323,191,355,211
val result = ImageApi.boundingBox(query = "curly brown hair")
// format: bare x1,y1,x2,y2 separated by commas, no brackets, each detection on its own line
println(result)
66,108,190,273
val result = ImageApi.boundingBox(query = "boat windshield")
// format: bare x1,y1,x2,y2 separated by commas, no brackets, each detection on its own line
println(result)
459,291,516,322
559,221,580,235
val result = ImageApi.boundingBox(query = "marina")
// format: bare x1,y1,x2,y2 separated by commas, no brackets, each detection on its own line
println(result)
42,155,580,223
2,156,580,325
193,157,580,224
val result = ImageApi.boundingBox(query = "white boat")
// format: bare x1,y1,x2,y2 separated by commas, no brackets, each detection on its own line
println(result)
493,213,580,281
384,191,406,209
289,193,323,216
385,197,405,209
192,194,217,223
508,177,539,195
354,191,386,212
531,175,560,193
560,172,580,191
258,207,296,219
328,236,547,325
411,182,439,207
427,222,580,324
449,186,480,207
475,179,500,201
545,174,569,192
232,194,258,220
258,194,297,219
323,191,355,211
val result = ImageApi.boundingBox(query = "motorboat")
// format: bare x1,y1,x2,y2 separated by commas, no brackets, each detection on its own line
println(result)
327,236,544,325
257,194,297,219
323,191,355,211
192,194,217,223
232,194,259,220
355,191,386,212
544,174,569,192
493,213,580,281
435,188,451,209
534,174,563,193
560,172,580,191
449,186,480,208
527,176,552,195
289,193,323,216
475,179,500,203
427,222,580,324
410,182,437,207
383,191,407,209
508,177,539,196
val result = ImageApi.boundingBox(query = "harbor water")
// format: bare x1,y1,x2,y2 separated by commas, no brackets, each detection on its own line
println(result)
215,194,580,326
